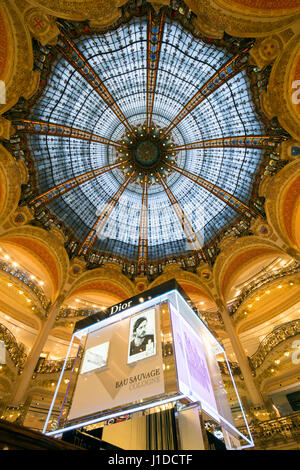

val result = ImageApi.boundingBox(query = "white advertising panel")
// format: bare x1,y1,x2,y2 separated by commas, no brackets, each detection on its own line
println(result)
80,341,110,374
169,303,219,420
68,308,164,421
127,309,156,364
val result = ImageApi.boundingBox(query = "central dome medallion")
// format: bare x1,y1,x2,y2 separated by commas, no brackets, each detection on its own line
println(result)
135,140,159,167
118,124,177,185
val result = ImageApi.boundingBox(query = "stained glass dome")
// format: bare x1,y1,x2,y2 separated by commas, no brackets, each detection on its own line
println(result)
13,3,279,273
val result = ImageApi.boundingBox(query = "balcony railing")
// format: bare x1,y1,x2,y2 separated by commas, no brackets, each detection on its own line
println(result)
0,323,27,373
28,321,299,379
239,411,300,448
57,308,99,320
251,319,300,369
0,261,50,310
217,360,242,377
34,357,77,374
228,263,300,316
202,311,224,329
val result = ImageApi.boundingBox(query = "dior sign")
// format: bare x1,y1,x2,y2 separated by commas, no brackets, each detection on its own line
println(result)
73,279,186,333
109,300,133,315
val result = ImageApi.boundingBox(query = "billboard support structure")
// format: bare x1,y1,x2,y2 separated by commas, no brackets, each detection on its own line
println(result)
43,280,254,450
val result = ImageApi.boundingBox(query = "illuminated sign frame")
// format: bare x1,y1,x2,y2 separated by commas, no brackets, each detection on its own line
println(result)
43,280,254,450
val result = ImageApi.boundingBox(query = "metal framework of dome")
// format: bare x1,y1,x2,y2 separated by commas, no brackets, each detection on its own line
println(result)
9,1,282,276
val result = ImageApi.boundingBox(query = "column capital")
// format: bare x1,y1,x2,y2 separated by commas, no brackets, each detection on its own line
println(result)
214,297,226,312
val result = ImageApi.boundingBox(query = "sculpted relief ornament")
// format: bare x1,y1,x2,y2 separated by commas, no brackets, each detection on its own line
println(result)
0,1,40,115
25,0,126,24
185,0,300,38
24,7,60,45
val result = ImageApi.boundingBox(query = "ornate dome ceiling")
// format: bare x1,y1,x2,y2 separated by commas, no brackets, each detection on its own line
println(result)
10,2,281,274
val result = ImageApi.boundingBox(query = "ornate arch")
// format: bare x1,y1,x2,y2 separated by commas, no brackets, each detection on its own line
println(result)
185,0,300,39
213,236,288,301
0,144,27,227
264,160,300,253
66,263,136,303
0,225,69,300
0,0,39,116
25,0,126,25
149,265,216,304
261,32,300,141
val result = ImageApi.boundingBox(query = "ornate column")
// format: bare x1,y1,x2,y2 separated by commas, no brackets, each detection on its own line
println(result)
216,299,264,407
11,295,64,406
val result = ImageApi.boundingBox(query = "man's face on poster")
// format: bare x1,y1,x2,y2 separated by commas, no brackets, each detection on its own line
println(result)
135,319,147,339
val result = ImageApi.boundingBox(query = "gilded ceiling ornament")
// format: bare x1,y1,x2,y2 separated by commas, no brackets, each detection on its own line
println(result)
26,0,122,24
185,0,300,37
0,1,37,114
0,144,25,227
249,35,284,69
24,7,60,45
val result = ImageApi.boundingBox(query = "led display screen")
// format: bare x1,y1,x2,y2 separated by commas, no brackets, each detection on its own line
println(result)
44,282,253,449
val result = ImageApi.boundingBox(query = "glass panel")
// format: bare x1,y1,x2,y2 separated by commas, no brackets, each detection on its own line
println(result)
27,15,265,262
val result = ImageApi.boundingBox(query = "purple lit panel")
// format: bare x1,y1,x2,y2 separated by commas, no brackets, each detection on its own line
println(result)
169,304,189,390
170,303,218,417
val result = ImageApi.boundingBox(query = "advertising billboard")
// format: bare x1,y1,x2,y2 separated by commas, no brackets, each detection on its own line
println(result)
68,307,165,422
44,280,253,449
127,309,156,364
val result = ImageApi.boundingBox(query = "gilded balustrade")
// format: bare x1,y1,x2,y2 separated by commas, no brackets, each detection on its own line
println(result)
34,357,76,375
217,360,242,377
0,323,27,373
31,315,300,378
57,308,98,320
0,261,50,310
239,411,300,448
202,311,224,330
13,319,298,379
251,319,300,369
228,263,300,316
